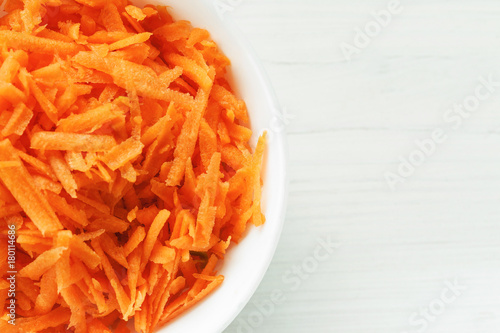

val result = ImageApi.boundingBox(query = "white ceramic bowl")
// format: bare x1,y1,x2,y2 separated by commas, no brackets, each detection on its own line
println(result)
130,0,288,332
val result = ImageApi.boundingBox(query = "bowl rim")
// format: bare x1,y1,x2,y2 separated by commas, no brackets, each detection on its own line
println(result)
213,9,289,333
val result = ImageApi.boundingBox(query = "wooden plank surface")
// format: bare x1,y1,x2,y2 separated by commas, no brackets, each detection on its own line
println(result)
221,1,500,332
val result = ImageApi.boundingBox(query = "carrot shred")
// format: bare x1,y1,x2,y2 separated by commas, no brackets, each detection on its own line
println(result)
19,247,66,280
34,267,58,315
16,307,72,332
100,137,144,170
143,209,170,265
166,88,210,186
122,10,146,33
73,51,190,105
0,52,22,83
165,53,212,91
0,139,63,234
211,84,249,123
31,132,117,152
0,203,23,218
47,150,78,198
109,32,152,51
0,31,81,55
98,233,129,268
1,102,33,136
57,103,124,133
46,191,89,226
100,3,127,32
91,238,131,315
0,81,26,105
60,284,87,332
69,236,101,270
125,5,147,21
123,225,146,256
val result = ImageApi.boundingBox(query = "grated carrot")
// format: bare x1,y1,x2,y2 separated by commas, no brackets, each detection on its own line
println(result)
0,1,266,332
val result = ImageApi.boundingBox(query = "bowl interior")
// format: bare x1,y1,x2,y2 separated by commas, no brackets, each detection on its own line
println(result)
127,0,288,332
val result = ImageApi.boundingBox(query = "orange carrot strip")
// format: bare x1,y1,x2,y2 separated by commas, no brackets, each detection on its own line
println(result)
211,84,249,123
34,267,58,315
87,215,129,233
121,10,146,34
0,30,81,55
33,174,63,194
91,238,131,316
80,14,96,36
187,28,210,48
153,21,191,42
166,88,210,186
31,132,117,152
100,3,126,32
16,306,71,332
221,144,246,171
150,244,175,265
73,51,191,105
31,62,65,85
19,0,42,33
249,134,266,227
140,113,169,147
100,137,144,171
61,284,87,332
125,247,141,318
1,102,33,137
165,53,212,91
0,53,21,83
198,119,217,170
109,32,152,51
47,150,78,198
65,151,89,172
46,191,89,227
170,234,218,252
77,229,106,242
0,81,26,105
120,161,137,183
37,28,74,42
77,194,111,215
193,156,220,248
85,275,107,314
143,209,170,265
87,31,133,43
19,247,66,280
0,203,23,218
150,274,184,330
125,5,146,21
27,76,58,123
0,139,63,234
123,225,146,257
99,233,129,268
160,275,223,325
57,103,124,133
69,236,101,270
73,0,106,8
227,121,253,143
142,7,158,17
16,150,56,180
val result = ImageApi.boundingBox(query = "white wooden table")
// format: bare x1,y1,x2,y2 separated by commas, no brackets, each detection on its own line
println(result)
221,1,500,332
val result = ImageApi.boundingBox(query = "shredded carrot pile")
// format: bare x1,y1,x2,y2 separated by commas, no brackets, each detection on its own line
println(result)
0,0,266,332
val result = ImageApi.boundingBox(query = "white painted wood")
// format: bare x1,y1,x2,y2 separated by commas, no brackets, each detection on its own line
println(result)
220,1,500,332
